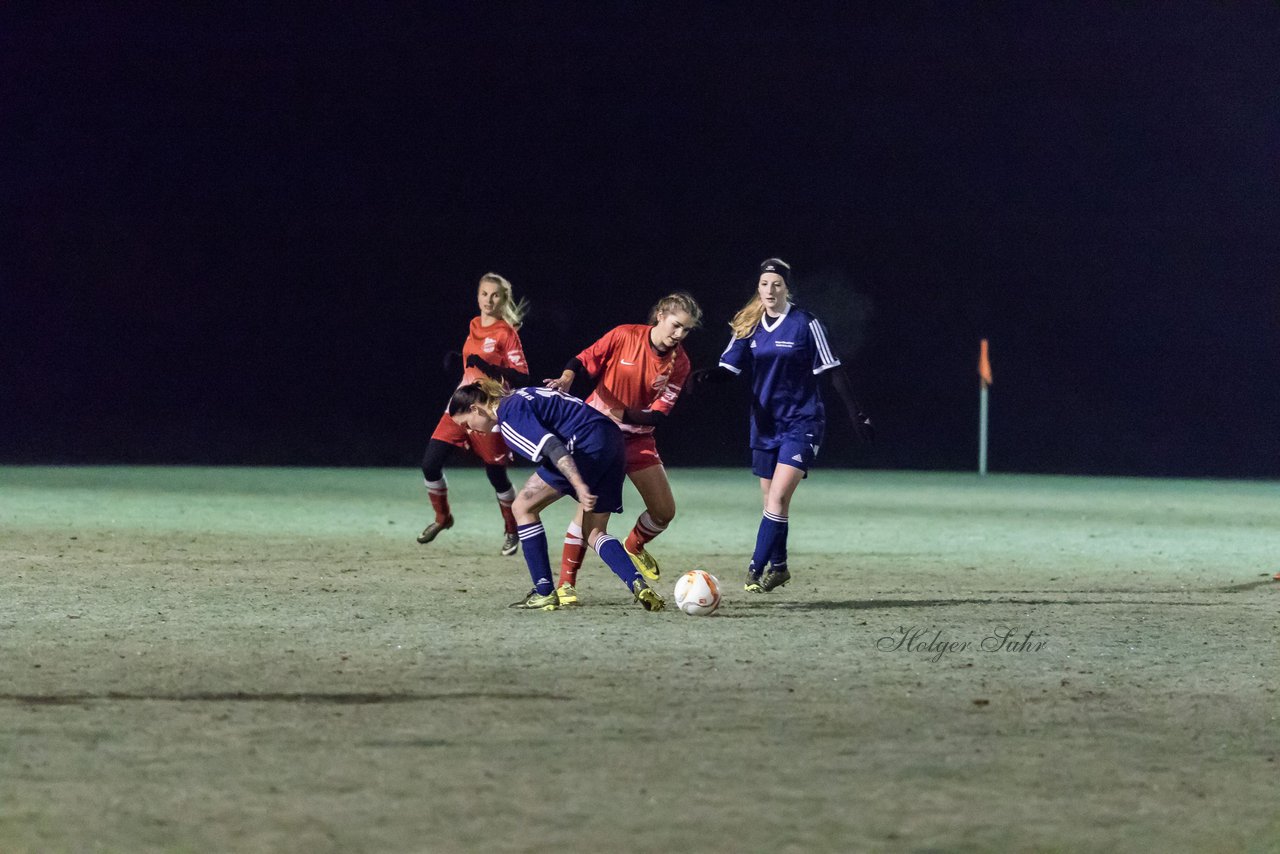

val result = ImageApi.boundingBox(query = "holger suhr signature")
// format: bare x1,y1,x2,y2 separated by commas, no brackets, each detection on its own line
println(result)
876,626,1048,662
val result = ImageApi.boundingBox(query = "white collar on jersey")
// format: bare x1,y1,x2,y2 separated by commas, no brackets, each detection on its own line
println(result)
760,302,792,332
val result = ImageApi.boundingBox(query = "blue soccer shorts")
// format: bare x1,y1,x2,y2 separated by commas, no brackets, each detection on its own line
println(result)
752,435,819,479
536,424,626,513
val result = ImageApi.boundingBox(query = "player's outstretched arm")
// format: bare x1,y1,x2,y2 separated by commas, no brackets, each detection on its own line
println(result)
466,354,529,386
615,408,666,427
688,366,735,387
828,367,874,444
544,357,591,392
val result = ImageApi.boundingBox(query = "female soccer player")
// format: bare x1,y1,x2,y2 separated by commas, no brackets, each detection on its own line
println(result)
693,258,873,593
542,292,701,606
448,379,665,612
418,273,530,556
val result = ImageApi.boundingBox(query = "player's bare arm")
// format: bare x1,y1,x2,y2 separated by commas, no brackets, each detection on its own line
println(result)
540,435,596,510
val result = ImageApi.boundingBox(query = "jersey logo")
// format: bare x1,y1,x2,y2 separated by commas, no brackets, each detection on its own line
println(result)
774,340,795,348
482,337,497,353
791,453,804,462
750,340,757,348
508,351,524,367
620,359,636,365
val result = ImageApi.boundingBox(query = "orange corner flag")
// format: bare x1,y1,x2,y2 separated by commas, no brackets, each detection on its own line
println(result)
979,339,993,387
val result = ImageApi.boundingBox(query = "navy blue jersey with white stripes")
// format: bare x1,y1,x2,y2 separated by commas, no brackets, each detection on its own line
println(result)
718,304,841,449
495,387,615,463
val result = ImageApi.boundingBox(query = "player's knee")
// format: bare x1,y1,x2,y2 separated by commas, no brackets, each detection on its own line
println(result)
484,464,511,493
649,502,675,527
512,495,539,524
421,441,449,482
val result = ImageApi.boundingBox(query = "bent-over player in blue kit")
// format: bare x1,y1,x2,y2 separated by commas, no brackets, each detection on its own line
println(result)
692,258,873,593
448,379,665,612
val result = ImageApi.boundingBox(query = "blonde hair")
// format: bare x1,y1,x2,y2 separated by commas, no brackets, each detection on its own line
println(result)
447,378,509,417
729,295,767,340
479,272,529,329
648,291,704,328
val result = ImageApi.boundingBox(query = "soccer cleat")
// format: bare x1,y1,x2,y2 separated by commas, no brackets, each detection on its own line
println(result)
416,516,454,544
630,578,665,612
760,567,791,592
509,589,558,611
625,545,661,581
744,570,765,594
555,583,580,607
501,532,519,556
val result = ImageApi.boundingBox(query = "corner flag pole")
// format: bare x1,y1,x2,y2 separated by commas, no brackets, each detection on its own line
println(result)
978,339,993,476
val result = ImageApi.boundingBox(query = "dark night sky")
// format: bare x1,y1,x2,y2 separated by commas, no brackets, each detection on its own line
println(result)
4,4,1279,476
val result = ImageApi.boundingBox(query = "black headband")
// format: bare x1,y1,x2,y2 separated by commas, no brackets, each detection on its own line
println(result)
759,258,791,287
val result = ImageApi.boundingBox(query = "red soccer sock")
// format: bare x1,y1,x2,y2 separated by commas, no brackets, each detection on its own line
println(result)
425,478,451,524
624,510,667,554
496,488,517,535
559,521,586,587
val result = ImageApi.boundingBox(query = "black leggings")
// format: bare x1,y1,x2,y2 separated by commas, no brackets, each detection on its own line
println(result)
421,438,512,493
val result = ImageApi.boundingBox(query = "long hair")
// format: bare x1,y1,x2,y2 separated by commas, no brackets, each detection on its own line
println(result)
729,295,765,340
448,379,509,417
480,272,529,329
648,291,704,328
730,258,793,339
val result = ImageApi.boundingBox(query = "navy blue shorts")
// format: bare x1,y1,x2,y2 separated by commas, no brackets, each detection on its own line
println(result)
537,424,626,514
752,435,820,479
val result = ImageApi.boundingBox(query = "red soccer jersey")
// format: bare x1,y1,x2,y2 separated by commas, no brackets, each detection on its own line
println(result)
576,324,690,435
459,317,528,388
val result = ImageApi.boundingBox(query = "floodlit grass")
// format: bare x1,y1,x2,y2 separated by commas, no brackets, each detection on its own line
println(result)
2,466,1277,853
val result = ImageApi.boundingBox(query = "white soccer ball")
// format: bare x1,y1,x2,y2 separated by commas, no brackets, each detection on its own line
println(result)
673,569,722,616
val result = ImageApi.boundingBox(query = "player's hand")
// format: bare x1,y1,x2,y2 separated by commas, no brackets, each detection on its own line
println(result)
575,485,597,512
851,410,875,445
543,371,573,392
443,351,463,374
466,354,499,378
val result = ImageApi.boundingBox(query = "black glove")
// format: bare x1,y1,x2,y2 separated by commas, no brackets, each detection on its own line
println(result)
690,366,733,386
443,351,463,374
466,354,500,379
851,410,875,445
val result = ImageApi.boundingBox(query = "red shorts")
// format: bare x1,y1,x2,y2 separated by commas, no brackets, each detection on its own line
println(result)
430,412,513,466
624,433,663,474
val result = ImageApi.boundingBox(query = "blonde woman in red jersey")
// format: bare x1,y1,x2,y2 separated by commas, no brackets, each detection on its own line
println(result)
418,273,530,555
542,292,701,606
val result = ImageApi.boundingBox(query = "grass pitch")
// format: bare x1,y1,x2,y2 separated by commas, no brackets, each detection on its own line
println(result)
1,465,1277,853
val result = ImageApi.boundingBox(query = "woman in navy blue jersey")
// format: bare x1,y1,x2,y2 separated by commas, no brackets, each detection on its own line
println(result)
448,378,665,612
693,258,873,593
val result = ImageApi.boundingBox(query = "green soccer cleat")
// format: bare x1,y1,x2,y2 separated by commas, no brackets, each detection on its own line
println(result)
760,567,791,592
744,570,765,594
630,578,665,612
555,583,580,607
416,516,454,545
501,532,519,556
509,589,558,611
625,545,661,581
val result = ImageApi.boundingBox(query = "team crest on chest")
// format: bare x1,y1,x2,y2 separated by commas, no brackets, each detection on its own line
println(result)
482,337,497,353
